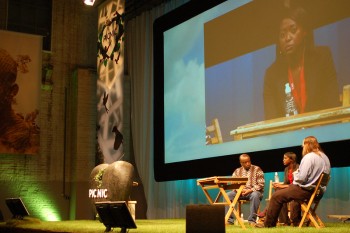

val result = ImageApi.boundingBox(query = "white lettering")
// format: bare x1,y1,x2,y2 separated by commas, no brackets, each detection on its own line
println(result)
88,189,108,199
102,189,108,198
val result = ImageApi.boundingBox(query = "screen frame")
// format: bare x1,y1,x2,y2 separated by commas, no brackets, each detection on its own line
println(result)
153,0,350,182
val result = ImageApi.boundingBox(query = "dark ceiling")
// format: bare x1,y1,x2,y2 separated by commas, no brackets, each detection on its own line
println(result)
95,0,168,20
125,0,168,18
5,0,169,51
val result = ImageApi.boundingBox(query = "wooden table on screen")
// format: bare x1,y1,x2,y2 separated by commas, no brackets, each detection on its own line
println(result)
197,176,248,229
230,106,350,141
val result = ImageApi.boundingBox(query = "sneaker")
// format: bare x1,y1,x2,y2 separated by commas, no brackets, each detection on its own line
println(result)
280,222,291,226
254,222,265,228
257,209,267,218
249,221,256,227
226,220,234,225
292,222,300,227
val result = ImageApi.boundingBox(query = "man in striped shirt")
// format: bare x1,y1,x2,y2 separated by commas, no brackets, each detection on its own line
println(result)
226,154,265,226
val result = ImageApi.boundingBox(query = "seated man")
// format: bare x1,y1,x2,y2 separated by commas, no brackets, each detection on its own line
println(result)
256,136,331,228
225,154,265,226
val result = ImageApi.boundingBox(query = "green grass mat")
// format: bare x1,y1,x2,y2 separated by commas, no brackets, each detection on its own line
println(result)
0,218,349,233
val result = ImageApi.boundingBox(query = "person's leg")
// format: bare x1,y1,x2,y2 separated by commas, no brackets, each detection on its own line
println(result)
274,187,290,225
278,203,291,225
225,190,237,223
247,191,262,223
264,188,289,227
264,185,311,227
289,200,302,226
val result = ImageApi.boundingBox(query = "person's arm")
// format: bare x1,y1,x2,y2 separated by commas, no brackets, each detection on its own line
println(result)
305,46,340,111
293,156,311,185
273,166,290,189
230,168,241,193
252,166,265,192
317,47,339,108
232,168,240,177
263,69,277,120
273,183,289,189
263,62,287,120
283,166,289,184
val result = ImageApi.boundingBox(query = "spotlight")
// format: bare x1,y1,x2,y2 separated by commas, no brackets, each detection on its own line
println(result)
84,0,95,6
5,198,29,219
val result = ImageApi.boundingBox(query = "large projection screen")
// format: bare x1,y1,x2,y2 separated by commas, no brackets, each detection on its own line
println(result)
154,0,350,181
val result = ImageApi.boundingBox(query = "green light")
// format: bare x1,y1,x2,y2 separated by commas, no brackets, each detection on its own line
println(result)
24,192,62,221
24,195,62,221
16,185,63,221
39,207,61,221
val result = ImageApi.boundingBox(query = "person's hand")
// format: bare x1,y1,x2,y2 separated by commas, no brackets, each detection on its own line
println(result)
273,183,288,189
272,182,281,189
241,189,252,196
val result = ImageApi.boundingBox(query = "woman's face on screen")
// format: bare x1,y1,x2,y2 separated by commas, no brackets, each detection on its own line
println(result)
279,18,306,56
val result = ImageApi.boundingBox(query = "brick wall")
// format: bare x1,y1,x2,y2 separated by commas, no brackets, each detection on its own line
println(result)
0,0,102,221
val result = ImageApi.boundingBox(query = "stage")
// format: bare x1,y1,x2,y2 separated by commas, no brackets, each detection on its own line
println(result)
0,218,349,233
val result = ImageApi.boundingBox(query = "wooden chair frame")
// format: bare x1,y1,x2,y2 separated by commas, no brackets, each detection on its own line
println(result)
299,172,330,228
206,118,223,144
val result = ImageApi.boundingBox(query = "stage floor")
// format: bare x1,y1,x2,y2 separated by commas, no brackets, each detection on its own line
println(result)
0,218,349,233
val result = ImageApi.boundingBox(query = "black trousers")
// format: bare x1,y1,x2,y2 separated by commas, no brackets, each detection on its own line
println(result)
264,184,311,227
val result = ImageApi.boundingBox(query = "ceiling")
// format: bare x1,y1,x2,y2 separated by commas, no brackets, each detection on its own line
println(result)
4,0,169,50
95,0,168,20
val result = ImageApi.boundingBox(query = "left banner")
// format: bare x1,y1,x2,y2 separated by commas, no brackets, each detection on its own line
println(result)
0,30,42,155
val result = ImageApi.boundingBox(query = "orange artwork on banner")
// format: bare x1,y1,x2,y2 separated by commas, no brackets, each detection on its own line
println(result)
0,30,42,155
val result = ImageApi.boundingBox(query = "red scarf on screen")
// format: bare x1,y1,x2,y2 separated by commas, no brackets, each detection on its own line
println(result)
288,57,306,113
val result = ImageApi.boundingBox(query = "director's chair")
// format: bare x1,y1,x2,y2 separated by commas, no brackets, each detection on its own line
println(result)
299,172,330,228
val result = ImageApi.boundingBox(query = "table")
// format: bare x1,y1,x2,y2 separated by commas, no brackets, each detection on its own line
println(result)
230,106,350,140
197,176,248,229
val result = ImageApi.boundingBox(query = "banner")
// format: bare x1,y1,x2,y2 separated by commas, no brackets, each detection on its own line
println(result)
96,0,125,163
0,30,42,155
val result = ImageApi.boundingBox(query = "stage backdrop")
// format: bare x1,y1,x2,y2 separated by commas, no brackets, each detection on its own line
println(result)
0,30,41,155
96,0,125,164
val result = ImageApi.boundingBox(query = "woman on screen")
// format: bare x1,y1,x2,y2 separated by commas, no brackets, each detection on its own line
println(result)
263,6,340,120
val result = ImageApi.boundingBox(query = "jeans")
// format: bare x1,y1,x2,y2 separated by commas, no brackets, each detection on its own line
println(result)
225,190,263,223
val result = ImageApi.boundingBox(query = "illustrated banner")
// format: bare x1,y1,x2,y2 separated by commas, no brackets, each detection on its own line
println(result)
0,30,42,155
96,0,125,163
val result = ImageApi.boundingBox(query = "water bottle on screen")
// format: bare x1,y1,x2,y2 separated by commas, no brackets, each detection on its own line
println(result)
274,172,279,183
284,83,298,117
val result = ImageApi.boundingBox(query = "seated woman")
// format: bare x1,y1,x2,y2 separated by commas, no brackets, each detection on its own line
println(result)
258,152,300,226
